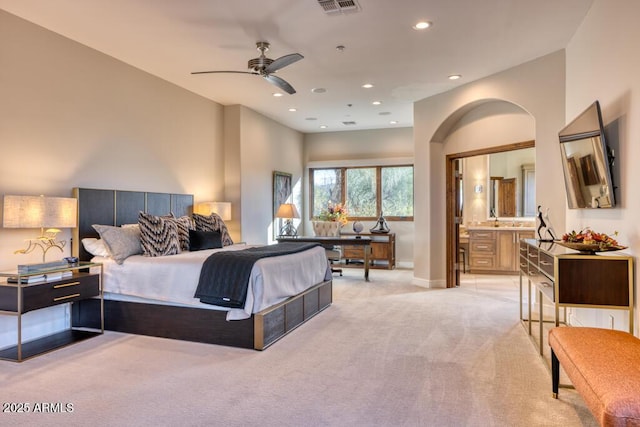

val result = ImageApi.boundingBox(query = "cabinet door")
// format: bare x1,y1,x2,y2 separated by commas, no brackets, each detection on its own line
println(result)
371,242,388,260
497,231,516,271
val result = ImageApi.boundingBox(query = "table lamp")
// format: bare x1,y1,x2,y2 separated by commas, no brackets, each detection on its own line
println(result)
2,195,78,262
275,203,300,236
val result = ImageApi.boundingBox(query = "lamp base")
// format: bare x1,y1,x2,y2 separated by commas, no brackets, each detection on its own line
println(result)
279,220,298,237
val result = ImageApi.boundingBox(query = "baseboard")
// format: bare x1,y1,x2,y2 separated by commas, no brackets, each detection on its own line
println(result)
411,276,446,289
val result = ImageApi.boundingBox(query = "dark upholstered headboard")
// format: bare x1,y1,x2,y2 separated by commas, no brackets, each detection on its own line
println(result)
72,188,194,261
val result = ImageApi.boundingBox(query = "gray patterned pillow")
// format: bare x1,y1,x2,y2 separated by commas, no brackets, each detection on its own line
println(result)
92,224,143,264
138,212,181,257
165,214,195,251
192,213,234,246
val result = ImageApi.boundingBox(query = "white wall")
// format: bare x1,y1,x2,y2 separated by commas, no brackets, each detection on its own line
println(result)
413,51,566,287
0,10,225,347
304,127,414,266
227,105,304,245
564,0,640,332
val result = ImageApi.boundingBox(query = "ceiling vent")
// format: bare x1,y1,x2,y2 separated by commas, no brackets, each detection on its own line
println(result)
317,0,361,15
342,121,357,126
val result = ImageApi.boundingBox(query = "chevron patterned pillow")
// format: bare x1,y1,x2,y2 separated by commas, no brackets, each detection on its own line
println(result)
192,213,234,246
138,211,181,257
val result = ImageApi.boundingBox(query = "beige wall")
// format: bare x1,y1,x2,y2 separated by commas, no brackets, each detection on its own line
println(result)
413,51,566,287
0,10,226,268
564,0,640,331
230,105,305,244
304,127,415,266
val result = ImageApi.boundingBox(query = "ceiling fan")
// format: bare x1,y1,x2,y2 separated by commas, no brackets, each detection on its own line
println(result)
192,41,303,95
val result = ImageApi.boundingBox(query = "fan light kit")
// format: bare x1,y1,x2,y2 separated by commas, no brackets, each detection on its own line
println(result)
192,41,303,94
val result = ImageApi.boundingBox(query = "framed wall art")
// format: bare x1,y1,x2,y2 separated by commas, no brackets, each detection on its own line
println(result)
273,171,292,235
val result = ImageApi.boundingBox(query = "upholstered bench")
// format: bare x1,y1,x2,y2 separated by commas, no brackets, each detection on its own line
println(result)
549,327,640,427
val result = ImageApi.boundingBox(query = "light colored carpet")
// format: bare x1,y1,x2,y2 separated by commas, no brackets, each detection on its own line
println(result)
0,269,597,426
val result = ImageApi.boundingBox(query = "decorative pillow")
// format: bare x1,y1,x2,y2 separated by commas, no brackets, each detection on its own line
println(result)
92,224,143,264
81,238,110,257
192,213,234,246
188,229,222,251
138,211,181,257
166,214,195,252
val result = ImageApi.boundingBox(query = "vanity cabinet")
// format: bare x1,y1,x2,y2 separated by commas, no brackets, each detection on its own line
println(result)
469,228,534,273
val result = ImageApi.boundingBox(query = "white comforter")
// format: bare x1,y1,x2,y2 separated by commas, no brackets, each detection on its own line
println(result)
93,244,330,320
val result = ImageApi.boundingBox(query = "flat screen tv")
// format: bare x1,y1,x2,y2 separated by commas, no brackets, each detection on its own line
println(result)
558,101,615,208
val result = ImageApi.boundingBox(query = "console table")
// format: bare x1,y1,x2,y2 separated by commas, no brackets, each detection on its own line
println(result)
277,236,372,281
519,238,634,355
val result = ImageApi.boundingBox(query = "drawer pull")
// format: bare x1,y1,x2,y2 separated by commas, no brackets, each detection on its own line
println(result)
53,293,81,302
520,247,527,252
53,281,80,289
477,245,489,249
528,254,538,258
540,261,552,266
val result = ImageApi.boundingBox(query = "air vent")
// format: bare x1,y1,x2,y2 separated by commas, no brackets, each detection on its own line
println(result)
317,0,360,15
342,121,357,126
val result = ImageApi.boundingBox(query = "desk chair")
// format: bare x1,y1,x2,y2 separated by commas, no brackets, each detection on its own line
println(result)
312,221,343,276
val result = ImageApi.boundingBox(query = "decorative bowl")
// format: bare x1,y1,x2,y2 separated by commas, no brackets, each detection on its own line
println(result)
556,241,627,254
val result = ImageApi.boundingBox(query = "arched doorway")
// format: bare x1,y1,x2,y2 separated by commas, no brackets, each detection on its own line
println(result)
431,100,536,287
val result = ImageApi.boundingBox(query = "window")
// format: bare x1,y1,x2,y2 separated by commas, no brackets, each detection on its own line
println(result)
311,168,343,218
310,165,413,221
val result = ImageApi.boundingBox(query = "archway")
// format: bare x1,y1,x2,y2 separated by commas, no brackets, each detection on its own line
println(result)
431,99,536,287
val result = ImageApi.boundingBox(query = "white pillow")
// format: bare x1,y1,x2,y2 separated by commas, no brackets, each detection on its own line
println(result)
81,238,110,257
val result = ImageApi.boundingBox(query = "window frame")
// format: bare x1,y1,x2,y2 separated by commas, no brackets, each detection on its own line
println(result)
309,164,414,222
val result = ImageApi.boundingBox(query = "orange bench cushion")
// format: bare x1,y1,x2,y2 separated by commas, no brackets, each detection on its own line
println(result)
549,327,640,427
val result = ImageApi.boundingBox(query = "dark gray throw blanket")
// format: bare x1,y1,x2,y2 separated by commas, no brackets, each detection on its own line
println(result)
194,242,321,308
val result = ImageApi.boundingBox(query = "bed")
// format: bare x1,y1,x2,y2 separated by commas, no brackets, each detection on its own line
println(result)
70,188,332,350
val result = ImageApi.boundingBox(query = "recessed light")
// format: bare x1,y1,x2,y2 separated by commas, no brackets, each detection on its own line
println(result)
311,88,327,94
273,93,284,97
389,120,398,125
413,21,432,30
320,125,328,129
448,74,462,80
362,83,374,89
288,108,297,112
372,101,382,105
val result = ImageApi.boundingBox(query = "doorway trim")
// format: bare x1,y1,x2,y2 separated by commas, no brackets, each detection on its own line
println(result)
445,140,535,288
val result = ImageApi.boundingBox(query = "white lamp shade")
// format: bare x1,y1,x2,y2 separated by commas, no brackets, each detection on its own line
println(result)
275,203,300,219
2,195,77,229
195,201,232,221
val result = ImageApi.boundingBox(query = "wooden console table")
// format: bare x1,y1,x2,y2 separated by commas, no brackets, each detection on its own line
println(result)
519,238,634,356
277,236,372,281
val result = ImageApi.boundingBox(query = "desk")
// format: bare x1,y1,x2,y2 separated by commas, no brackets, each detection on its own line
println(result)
277,236,372,281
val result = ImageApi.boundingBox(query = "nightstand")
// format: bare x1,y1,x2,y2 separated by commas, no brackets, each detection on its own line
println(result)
0,262,103,362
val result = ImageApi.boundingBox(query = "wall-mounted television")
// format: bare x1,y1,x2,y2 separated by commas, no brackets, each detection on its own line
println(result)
558,101,615,208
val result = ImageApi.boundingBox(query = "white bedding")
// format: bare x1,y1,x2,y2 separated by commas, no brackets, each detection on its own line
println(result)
93,244,330,320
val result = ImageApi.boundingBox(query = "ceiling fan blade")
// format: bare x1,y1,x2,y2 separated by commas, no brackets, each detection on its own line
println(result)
191,70,258,75
264,53,304,74
263,74,296,94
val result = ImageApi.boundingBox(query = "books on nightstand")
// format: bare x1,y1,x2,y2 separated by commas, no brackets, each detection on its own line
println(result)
17,260,69,275
7,270,72,284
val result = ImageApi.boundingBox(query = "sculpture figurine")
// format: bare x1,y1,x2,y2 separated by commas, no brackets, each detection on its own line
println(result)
370,212,390,234
537,205,557,241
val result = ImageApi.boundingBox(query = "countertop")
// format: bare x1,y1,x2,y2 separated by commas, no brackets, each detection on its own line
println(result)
467,225,535,231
